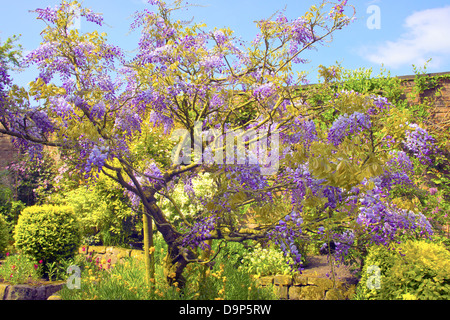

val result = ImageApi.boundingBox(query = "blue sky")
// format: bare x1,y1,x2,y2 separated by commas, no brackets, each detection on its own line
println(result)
1,0,450,87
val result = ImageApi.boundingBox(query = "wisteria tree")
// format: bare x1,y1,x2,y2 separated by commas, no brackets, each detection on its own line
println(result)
0,0,436,287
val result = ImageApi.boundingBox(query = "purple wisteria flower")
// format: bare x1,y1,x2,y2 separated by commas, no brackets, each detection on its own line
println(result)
200,54,224,72
212,30,228,45
82,9,103,26
35,6,58,23
319,230,355,263
145,162,164,187
91,101,106,120
333,230,355,263
253,82,276,100
403,123,436,165
369,95,392,114
377,151,415,191
327,112,371,146
85,144,109,173
148,110,174,134
283,118,318,147
181,215,219,250
290,17,314,45
357,192,433,246
268,210,304,271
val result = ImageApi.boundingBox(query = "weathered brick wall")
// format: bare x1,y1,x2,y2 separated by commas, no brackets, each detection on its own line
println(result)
398,72,450,125
0,124,18,171
0,124,19,188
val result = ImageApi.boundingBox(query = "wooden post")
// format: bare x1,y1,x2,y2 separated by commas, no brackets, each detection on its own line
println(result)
143,213,155,286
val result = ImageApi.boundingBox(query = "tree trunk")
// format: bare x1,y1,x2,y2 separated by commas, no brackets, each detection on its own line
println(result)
144,198,198,289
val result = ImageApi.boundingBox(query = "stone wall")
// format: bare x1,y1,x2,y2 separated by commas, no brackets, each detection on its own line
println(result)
256,273,356,300
78,245,146,265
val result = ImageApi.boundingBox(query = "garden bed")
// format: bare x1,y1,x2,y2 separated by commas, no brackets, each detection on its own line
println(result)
76,246,359,300
0,258,66,300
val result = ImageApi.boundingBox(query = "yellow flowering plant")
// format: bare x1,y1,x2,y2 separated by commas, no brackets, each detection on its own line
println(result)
239,243,294,277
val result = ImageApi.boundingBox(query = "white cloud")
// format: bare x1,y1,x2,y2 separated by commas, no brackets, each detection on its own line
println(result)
360,6,450,69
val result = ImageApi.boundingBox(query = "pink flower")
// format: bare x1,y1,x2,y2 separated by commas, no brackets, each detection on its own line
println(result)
6,252,9,257
39,260,43,264
429,188,438,195
34,264,38,269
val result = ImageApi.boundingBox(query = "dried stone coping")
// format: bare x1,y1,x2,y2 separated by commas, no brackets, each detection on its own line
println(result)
255,273,356,300
0,281,65,300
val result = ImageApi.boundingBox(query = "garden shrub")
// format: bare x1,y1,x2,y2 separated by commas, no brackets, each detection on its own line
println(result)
157,172,217,223
0,185,25,236
0,177,25,255
356,239,450,300
0,180,12,217
51,173,136,246
0,214,9,257
238,243,294,276
13,205,81,264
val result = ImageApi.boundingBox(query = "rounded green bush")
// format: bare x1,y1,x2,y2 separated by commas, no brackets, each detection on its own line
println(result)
356,239,450,300
0,214,9,257
13,205,81,263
